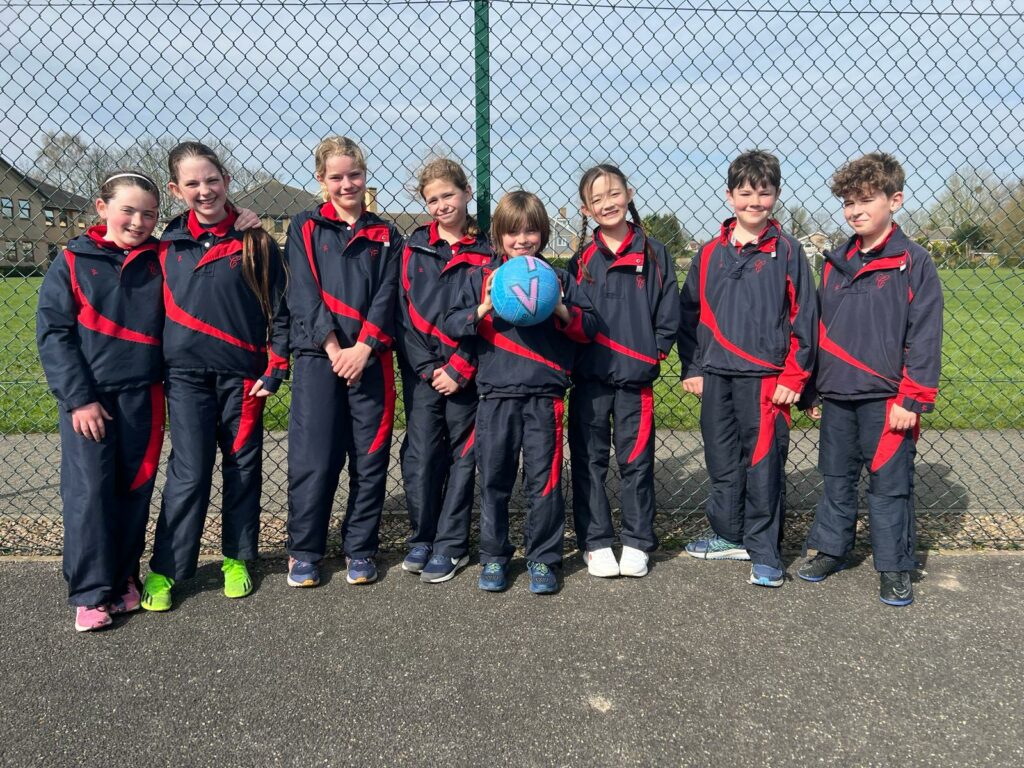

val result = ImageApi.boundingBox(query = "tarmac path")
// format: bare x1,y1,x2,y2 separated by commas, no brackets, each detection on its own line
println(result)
1,552,1021,767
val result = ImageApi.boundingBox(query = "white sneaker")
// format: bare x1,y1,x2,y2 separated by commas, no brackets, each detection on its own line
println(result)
583,547,619,578
618,546,649,578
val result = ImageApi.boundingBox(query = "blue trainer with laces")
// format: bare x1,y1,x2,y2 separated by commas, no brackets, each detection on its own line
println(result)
478,562,507,592
346,557,378,585
286,557,320,588
685,529,750,561
402,545,432,574
527,561,560,594
749,563,785,587
420,554,470,584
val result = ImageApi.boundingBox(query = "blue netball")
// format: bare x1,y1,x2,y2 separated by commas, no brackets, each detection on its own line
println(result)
490,256,561,326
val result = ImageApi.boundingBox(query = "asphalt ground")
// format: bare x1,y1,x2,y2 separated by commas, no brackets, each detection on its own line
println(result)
1,551,1022,767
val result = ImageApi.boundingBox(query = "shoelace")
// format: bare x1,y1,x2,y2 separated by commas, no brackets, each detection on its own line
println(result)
483,563,503,574
530,562,550,576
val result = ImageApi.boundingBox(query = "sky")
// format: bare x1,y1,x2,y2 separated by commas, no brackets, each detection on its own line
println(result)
1,0,1022,237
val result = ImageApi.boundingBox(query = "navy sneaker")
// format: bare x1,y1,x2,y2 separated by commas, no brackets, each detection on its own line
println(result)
527,561,560,594
879,571,914,606
286,557,320,588
797,552,848,583
402,545,432,574
478,562,507,592
345,557,377,585
749,563,785,588
420,554,470,583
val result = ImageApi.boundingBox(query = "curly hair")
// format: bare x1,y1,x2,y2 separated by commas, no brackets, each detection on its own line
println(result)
830,152,905,199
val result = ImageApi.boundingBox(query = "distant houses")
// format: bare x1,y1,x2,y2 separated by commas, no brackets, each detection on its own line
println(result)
0,157,91,271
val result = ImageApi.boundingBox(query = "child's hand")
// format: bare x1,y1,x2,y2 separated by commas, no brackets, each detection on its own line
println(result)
431,368,459,396
771,383,799,406
234,208,262,231
72,402,112,441
248,377,280,398
476,273,495,320
889,403,918,431
682,376,703,398
807,405,822,420
332,342,373,385
552,298,571,324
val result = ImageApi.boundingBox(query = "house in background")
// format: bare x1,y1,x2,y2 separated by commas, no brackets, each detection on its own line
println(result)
0,156,91,272
231,180,380,246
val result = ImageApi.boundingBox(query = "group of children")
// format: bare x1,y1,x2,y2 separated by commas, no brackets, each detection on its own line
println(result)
36,137,942,631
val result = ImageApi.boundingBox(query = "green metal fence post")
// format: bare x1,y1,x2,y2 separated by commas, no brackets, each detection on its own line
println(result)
474,0,491,234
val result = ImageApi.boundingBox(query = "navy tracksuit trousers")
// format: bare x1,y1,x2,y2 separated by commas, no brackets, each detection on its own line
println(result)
399,363,477,559
286,353,395,562
60,383,164,606
150,370,265,580
701,372,790,570
805,397,918,572
476,395,565,566
569,379,658,552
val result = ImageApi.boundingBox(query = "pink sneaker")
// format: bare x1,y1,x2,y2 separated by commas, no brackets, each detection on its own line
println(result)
109,580,141,615
74,605,112,632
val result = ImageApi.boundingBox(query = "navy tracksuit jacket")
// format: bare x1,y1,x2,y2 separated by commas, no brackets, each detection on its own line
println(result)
285,203,401,562
804,224,943,571
567,225,679,553
443,255,598,566
678,218,817,569
396,222,494,559
150,209,289,580
37,226,165,606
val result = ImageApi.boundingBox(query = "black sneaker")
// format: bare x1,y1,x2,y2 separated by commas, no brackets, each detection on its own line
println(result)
797,552,848,583
879,571,914,606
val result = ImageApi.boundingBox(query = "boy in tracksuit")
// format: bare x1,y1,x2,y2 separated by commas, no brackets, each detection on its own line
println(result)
798,152,943,607
443,190,598,595
284,138,401,589
678,150,818,588
397,219,494,582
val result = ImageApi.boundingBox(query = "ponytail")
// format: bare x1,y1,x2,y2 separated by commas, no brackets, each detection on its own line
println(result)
574,214,595,283
241,228,286,327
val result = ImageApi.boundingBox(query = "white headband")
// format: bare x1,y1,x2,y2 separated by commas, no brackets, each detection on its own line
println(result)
103,172,155,186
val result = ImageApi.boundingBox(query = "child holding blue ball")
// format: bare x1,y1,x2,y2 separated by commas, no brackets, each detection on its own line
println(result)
443,191,597,594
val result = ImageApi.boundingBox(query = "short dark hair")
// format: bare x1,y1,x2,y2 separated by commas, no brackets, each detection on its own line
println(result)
830,152,905,199
727,150,781,192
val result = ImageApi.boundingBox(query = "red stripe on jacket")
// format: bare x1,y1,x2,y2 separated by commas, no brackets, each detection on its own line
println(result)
65,249,161,346
301,218,392,347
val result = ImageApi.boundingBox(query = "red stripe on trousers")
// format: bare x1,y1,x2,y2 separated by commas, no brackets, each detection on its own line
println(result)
752,377,791,466
870,397,920,473
626,386,654,463
541,398,565,497
231,379,265,455
460,426,476,458
129,382,166,491
369,351,396,454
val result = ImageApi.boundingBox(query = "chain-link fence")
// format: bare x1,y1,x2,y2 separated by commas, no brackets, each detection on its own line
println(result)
2,0,1022,555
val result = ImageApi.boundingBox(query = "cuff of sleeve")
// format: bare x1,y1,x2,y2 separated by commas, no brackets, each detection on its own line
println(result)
555,305,589,343
776,369,808,394
63,392,97,412
258,375,282,394
901,396,934,414
357,322,392,351
445,354,477,387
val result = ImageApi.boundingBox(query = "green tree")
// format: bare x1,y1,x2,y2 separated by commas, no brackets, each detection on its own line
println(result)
641,212,693,263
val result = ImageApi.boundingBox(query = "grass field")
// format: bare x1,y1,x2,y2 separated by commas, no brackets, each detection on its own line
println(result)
2,269,1023,433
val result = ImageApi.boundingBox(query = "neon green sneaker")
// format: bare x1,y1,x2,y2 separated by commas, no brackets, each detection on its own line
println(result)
222,558,253,599
141,572,174,612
